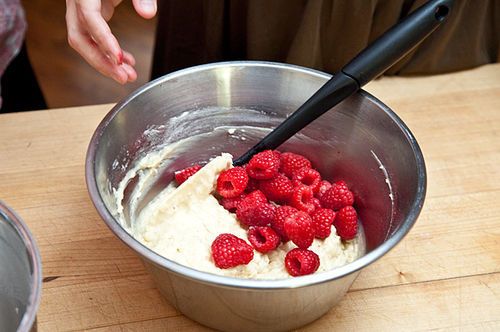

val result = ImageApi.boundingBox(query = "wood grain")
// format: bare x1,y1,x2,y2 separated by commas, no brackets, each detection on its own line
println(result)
1,64,499,331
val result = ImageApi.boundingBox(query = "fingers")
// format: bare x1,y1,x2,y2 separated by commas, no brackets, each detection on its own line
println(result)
66,0,137,83
132,0,157,19
122,50,136,67
121,51,137,82
75,0,122,64
76,34,131,84
121,63,138,82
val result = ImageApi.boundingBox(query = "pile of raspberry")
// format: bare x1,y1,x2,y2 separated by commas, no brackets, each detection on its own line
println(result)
174,150,358,277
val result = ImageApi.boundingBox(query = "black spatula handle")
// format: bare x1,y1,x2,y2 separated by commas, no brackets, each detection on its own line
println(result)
234,0,453,166
342,0,453,86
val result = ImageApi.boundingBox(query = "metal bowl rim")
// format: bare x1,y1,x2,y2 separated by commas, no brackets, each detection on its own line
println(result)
85,60,426,289
0,200,42,332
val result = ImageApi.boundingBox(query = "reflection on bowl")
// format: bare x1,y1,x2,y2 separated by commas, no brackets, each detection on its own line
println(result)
0,201,42,332
86,61,426,331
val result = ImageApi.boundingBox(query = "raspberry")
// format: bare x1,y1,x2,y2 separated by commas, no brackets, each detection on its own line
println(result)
220,194,246,213
319,180,354,210
243,190,268,205
334,180,350,190
315,180,332,201
174,164,202,184
245,177,261,193
311,208,336,239
285,248,320,276
247,226,281,253
312,197,322,210
211,233,254,269
259,173,293,203
284,211,315,249
216,167,249,198
292,167,321,193
334,206,358,240
271,205,298,242
246,150,280,180
236,201,276,227
280,152,312,178
289,185,316,214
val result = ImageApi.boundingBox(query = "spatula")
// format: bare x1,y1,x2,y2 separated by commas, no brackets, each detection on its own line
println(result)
233,0,453,166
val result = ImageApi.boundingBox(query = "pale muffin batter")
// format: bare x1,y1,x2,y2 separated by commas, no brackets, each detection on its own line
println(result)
112,142,362,279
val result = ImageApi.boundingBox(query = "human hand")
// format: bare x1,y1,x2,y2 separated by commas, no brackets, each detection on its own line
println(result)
65,0,157,84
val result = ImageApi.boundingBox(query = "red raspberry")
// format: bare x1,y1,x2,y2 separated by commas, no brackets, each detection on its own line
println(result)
211,233,254,269
216,167,249,198
289,185,316,214
259,173,293,203
315,180,332,201
312,197,322,210
311,208,336,239
236,201,276,227
319,180,354,210
334,180,350,190
279,152,312,178
271,205,298,242
245,177,260,193
243,190,268,205
246,150,280,180
247,226,281,253
292,167,321,193
334,206,358,240
285,248,320,276
220,194,246,213
284,211,315,249
174,164,202,184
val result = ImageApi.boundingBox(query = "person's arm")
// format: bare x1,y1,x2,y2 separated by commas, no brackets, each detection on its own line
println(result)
65,0,157,84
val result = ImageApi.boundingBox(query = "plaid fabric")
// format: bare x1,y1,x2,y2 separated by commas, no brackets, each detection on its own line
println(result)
0,0,26,108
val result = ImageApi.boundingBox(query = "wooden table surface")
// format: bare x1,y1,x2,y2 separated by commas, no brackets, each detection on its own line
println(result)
1,64,499,331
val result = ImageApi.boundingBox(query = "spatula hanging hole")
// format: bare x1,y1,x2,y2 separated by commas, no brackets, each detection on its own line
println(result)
434,5,449,21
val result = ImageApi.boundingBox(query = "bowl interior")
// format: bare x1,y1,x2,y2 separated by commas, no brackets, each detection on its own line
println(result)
89,61,425,281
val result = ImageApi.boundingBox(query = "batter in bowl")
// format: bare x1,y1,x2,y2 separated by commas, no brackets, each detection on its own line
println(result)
112,141,363,279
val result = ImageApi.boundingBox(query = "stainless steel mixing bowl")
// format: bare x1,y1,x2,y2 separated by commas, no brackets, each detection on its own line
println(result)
86,61,426,331
0,201,42,332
